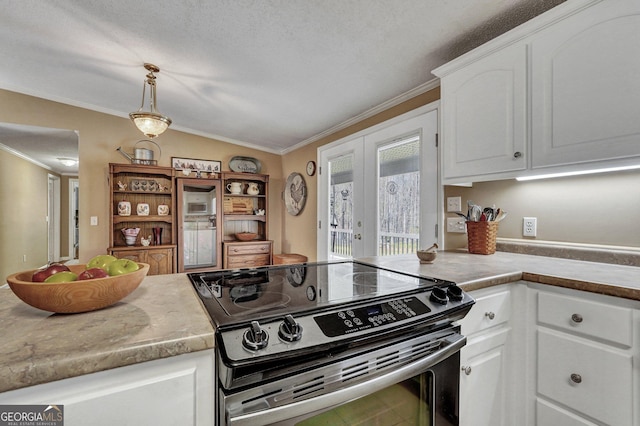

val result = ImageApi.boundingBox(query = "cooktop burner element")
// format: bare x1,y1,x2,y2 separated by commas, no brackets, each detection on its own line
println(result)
188,261,458,327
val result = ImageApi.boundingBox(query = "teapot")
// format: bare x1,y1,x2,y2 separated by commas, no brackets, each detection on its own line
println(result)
227,182,243,194
246,183,260,195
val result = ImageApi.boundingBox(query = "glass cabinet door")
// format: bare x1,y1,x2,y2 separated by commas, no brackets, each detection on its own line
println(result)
176,178,222,272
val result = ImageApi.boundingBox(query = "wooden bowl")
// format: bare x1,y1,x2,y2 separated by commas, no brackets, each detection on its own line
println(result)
235,232,257,241
5,263,149,314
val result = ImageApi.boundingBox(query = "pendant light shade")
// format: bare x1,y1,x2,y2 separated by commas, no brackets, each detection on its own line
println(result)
129,63,172,138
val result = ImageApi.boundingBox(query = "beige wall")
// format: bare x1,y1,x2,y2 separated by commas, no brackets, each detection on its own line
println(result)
444,169,640,249
0,149,49,280
0,89,283,265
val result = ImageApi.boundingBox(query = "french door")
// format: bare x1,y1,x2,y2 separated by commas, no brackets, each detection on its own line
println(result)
317,106,438,260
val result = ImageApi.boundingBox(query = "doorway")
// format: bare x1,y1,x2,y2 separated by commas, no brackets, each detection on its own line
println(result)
317,105,439,260
47,174,60,263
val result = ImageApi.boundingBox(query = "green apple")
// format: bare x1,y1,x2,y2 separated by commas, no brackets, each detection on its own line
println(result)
44,271,78,283
107,259,139,276
87,254,118,271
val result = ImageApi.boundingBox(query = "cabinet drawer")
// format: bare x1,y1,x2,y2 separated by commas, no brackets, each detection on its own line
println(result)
537,399,597,426
226,254,270,269
537,329,632,426
538,292,633,347
226,242,272,255
458,289,510,335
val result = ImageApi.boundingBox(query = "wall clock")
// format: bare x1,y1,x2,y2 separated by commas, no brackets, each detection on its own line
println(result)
284,172,307,216
306,160,316,176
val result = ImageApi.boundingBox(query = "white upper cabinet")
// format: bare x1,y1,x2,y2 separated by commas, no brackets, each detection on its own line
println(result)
438,43,527,181
530,0,640,170
434,0,640,183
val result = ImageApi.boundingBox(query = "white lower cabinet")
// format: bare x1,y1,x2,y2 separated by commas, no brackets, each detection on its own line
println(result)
0,350,215,426
458,285,516,426
532,285,639,426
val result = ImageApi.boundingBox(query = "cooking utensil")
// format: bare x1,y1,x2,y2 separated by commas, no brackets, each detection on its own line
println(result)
483,207,494,221
469,204,482,222
494,210,508,222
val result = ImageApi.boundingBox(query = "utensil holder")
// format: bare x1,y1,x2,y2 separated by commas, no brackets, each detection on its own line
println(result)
466,221,498,255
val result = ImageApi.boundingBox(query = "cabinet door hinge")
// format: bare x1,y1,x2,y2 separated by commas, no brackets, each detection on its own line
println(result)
318,220,322,229
435,133,439,148
435,223,438,238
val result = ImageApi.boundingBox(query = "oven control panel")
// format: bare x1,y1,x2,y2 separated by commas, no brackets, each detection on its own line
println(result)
219,285,474,362
313,296,430,337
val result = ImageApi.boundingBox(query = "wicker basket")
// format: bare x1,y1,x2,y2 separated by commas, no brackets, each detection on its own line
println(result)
466,221,499,255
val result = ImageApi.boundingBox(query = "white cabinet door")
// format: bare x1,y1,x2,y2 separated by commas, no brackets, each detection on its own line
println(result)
530,0,640,170
0,350,215,426
459,328,510,426
439,42,527,182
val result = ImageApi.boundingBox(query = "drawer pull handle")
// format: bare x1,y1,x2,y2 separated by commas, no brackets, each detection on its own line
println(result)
485,312,495,320
570,373,582,384
571,313,583,323
461,366,472,375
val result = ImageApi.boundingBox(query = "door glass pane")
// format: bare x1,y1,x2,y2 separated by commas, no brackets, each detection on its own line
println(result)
296,373,432,425
378,136,420,256
329,154,353,259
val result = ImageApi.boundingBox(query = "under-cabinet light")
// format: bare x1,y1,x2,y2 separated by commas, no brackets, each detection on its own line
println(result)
516,164,640,181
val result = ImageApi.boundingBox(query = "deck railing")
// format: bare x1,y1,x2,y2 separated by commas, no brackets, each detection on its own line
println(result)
330,229,420,257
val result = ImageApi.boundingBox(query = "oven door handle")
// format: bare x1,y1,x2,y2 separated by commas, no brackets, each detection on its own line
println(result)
227,331,466,426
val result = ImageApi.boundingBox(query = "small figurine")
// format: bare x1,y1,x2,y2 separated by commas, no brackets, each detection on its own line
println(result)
158,184,168,192
117,180,127,190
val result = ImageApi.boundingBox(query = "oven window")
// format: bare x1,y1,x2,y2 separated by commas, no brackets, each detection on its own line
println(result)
297,373,432,425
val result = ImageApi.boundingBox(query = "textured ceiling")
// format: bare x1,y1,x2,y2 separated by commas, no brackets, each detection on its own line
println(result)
0,0,565,156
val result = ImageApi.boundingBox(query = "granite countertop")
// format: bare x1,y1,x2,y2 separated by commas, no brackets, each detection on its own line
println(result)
358,251,640,300
0,273,215,394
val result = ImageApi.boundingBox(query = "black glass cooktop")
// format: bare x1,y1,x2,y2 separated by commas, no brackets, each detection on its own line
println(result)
188,261,454,327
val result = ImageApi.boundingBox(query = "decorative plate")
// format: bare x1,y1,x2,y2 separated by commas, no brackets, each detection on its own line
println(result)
229,156,262,173
284,172,307,216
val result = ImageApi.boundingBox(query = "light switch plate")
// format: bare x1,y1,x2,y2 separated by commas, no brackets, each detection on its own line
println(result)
90,216,98,226
447,196,462,212
447,217,466,233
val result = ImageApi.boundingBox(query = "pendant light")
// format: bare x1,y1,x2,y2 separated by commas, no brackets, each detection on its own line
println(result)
129,63,172,138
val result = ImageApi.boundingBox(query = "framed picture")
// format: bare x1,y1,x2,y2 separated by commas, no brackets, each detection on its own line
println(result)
171,157,221,173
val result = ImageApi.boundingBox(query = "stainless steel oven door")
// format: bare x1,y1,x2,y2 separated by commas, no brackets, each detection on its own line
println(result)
221,328,465,426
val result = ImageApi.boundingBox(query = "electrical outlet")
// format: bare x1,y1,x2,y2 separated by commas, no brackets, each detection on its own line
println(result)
447,217,466,233
523,217,537,237
447,196,462,212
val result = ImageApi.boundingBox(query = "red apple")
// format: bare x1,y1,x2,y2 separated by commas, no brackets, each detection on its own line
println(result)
32,263,70,282
78,267,109,280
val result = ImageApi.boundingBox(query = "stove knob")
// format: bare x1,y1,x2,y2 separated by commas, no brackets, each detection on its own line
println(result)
447,285,464,301
279,314,303,342
430,287,449,305
243,321,269,351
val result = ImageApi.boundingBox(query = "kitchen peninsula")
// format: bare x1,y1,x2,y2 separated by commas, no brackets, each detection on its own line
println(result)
1,251,639,424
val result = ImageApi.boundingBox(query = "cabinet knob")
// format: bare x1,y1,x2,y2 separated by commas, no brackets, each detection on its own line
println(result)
571,313,583,323
513,151,522,158
570,373,582,384
485,311,495,320
461,366,472,375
